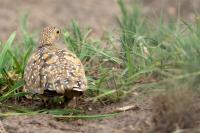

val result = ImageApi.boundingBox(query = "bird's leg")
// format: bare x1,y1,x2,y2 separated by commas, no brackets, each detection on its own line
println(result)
69,97,77,108
37,95,49,108
63,96,70,108
42,98,49,108
30,94,36,105
64,97,77,108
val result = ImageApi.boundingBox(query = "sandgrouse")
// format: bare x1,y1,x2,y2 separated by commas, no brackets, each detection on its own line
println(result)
23,26,87,105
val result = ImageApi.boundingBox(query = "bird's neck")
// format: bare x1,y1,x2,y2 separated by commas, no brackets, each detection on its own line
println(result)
38,43,54,49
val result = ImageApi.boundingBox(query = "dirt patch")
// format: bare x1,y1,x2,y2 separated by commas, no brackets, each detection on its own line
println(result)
0,90,152,133
0,0,121,41
150,89,200,133
0,0,200,41
2,110,150,133
2,88,200,133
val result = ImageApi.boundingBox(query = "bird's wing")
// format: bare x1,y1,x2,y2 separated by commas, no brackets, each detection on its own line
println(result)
23,48,46,94
41,49,87,97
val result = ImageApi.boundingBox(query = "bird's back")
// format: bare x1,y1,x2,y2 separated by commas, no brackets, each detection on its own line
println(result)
24,44,87,99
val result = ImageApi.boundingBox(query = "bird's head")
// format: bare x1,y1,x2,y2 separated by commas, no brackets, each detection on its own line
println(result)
39,26,61,45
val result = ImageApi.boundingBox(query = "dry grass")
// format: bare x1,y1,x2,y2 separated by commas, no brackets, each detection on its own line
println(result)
150,89,200,133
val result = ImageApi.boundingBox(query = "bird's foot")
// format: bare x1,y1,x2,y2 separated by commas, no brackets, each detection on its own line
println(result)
64,97,77,109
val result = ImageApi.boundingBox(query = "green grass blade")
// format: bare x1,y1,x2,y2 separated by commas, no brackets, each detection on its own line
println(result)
0,32,16,70
42,109,83,115
53,113,118,120
0,80,24,102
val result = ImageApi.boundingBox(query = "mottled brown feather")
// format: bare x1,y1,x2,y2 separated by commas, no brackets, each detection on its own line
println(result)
23,26,87,100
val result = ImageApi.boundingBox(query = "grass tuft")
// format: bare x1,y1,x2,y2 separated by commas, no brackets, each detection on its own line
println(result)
0,0,200,121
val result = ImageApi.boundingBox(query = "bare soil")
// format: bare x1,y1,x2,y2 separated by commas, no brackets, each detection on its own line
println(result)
1,90,152,133
1,0,200,133
0,0,199,41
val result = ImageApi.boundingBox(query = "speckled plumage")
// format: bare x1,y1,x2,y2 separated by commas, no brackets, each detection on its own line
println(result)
23,26,87,101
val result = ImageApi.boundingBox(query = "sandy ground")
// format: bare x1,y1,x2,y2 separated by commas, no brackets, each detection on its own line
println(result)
1,91,152,133
0,0,199,41
0,0,121,41
1,0,200,133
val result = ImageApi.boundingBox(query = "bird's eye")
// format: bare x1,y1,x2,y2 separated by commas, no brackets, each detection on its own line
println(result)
56,30,60,34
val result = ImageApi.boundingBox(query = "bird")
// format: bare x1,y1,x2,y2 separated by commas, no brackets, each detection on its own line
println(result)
23,26,87,106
